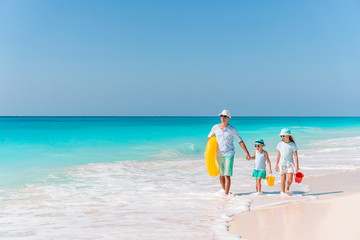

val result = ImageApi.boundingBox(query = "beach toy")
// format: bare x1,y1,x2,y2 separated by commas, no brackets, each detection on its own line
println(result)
205,136,219,177
266,175,275,186
295,171,304,183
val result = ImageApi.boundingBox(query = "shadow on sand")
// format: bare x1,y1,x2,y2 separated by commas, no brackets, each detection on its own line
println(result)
233,190,343,197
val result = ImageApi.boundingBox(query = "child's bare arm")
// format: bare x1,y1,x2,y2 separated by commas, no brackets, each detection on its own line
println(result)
265,151,272,173
294,151,299,171
275,151,280,172
249,150,256,160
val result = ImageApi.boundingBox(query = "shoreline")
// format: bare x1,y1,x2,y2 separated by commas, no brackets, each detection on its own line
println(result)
228,169,360,240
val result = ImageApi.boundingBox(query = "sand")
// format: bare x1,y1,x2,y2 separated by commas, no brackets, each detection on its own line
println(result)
228,169,360,240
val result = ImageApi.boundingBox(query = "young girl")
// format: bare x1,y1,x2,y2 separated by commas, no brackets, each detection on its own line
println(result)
251,139,272,195
275,128,300,196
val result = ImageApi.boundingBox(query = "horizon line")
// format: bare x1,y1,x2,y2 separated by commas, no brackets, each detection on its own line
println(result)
0,115,359,118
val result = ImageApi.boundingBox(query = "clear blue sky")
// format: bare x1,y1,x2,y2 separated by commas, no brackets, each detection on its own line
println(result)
1,0,359,116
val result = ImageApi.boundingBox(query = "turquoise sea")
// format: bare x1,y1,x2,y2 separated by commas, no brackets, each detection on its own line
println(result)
1,117,360,239
1,117,360,189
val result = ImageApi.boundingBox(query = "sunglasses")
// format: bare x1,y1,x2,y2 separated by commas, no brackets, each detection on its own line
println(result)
280,135,286,138
255,145,261,147
220,115,228,118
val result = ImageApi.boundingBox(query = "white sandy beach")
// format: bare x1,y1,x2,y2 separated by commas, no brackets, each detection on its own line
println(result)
228,169,360,240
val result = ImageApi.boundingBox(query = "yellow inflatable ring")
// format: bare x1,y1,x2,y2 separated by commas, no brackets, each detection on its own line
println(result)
205,136,219,177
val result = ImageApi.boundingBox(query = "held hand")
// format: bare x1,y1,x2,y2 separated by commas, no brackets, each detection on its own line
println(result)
275,165,279,172
296,166,299,172
269,171,273,175
246,155,250,160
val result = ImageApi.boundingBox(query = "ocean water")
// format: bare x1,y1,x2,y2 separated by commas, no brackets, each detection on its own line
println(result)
0,117,359,239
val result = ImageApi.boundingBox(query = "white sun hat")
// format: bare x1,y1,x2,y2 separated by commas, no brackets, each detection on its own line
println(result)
279,128,292,135
219,110,231,118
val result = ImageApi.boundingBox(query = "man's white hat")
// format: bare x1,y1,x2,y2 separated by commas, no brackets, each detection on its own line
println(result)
219,110,231,118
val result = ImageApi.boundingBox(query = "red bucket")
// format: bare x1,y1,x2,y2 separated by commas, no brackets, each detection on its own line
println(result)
295,171,304,183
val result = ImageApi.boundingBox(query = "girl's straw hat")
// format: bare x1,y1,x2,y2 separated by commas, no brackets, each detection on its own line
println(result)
255,139,265,146
279,128,292,136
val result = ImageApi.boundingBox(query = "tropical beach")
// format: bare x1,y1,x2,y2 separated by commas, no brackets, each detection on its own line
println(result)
1,0,360,239
0,117,360,239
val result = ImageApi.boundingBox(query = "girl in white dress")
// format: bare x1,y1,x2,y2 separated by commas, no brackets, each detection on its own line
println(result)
275,128,300,196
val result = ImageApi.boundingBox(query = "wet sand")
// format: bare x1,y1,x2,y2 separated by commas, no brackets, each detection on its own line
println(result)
228,169,360,240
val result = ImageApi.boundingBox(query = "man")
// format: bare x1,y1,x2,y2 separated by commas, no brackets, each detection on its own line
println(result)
207,110,250,195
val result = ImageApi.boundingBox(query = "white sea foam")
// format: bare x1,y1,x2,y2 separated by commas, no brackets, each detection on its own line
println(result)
297,136,360,176
0,160,245,239
0,159,312,240
0,136,359,239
